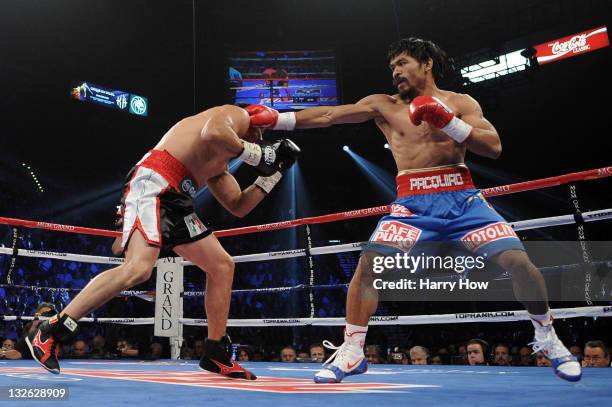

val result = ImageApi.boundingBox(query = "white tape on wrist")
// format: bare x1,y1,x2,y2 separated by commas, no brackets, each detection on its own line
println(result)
441,116,473,143
273,112,296,131
238,142,262,166
254,172,282,194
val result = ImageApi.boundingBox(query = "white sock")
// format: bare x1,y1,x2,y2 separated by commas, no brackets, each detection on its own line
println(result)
529,310,553,330
344,323,368,346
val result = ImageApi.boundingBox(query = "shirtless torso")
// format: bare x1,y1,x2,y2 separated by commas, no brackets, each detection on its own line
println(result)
367,91,466,171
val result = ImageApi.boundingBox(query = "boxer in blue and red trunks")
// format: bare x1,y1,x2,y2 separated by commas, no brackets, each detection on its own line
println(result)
248,37,581,382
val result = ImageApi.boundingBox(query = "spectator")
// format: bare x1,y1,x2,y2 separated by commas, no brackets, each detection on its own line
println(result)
251,350,264,361
409,346,430,365
72,340,89,357
309,343,325,362
582,340,610,368
457,344,467,364
466,339,488,366
193,339,205,359
181,346,194,360
493,343,512,367
2,339,15,350
365,345,382,364
280,346,297,363
431,355,442,365
116,338,139,358
517,346,533,366
91,335,108,358
150,342,163,359
569,345,583,363
60,344,71,358
237,347,250,362
535,352,551,367
388,347,409,365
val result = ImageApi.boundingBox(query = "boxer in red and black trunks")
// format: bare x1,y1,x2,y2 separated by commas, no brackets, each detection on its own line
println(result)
26,104,300,379
248,37,581,383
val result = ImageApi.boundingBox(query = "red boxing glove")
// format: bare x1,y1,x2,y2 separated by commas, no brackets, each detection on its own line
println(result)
409,96,472,143
245,104,279,128
244,104,296,131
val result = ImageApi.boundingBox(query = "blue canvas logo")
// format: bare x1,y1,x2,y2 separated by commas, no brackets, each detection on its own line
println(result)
129,95,148,116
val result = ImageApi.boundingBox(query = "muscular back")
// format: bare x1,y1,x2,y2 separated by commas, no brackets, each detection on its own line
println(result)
371,92,466,172
154,105,248,186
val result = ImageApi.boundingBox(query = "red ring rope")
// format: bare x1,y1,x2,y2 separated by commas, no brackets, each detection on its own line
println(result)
1,166,610,239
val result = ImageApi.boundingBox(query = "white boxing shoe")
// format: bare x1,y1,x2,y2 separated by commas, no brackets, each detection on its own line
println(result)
530,325,581,382
313,340,368,383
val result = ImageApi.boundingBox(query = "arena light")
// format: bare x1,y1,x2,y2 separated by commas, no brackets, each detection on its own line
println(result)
342,145,350,152
460,50,529,84
22,162,44,193
344,149,395,200
384,143,390,149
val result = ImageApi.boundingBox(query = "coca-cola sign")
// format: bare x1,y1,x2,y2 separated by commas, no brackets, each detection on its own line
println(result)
535,26,609,65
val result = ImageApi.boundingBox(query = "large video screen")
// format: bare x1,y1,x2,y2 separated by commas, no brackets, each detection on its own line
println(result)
227,50,339,110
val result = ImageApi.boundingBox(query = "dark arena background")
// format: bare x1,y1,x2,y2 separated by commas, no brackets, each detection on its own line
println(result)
1,1,611,405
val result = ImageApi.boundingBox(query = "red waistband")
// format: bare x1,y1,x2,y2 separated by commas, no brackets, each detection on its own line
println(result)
138,150,198,190
396,166,475,197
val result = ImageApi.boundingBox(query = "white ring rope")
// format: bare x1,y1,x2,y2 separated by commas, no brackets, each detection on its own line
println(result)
2,306,610,327
1,208,611,266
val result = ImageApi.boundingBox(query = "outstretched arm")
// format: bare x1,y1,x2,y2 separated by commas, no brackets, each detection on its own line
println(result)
294,94,389,128
246,94,392,130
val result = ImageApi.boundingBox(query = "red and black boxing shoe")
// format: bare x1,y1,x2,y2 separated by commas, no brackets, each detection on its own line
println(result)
25,314,78,374
199,336,256,380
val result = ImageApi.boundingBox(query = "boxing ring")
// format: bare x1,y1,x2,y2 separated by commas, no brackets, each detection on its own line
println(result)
1,166,612,405
1,361,611,405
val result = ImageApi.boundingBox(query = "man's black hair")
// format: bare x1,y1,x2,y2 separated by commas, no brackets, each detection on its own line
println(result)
388,37,452,81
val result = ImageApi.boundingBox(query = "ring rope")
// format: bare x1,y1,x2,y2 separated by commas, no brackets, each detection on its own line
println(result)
1,208,610,266
3,261,610,298
1,166,610,239
2,305,610,327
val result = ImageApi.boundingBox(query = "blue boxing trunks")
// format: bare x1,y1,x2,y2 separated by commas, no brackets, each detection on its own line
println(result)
364,164,524,258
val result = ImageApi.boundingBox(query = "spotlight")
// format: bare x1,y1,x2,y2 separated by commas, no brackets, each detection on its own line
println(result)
384,143,390,149
342,145,349,152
